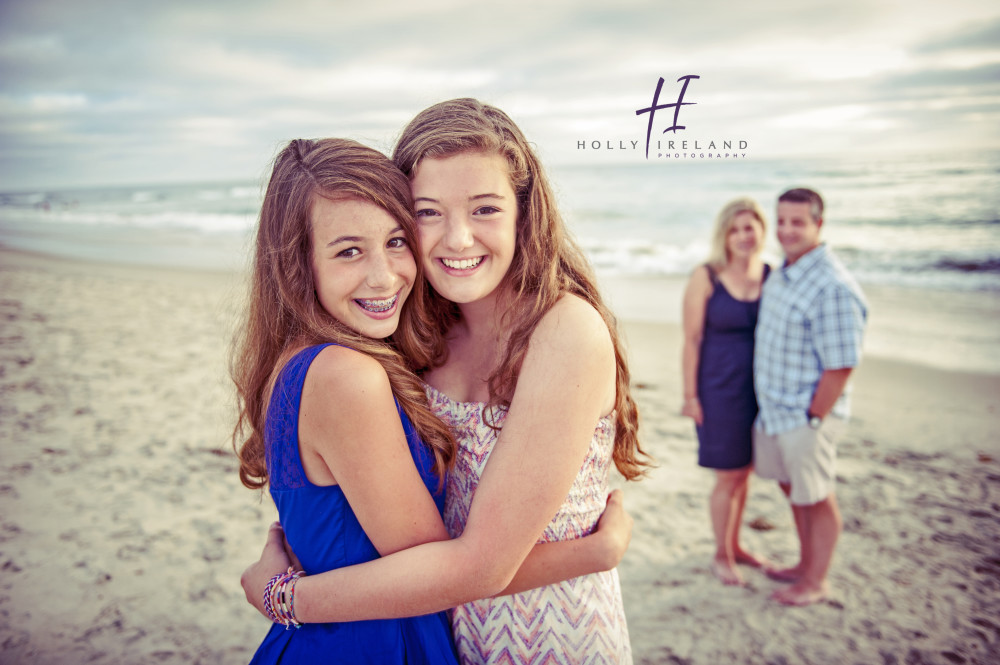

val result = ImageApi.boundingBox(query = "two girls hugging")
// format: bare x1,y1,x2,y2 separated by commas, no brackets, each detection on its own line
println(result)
233,98,651,664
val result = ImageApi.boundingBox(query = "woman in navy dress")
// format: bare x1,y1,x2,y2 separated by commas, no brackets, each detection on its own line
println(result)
681,197,771,586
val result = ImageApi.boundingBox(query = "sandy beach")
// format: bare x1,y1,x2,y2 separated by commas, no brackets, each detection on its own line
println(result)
1,246,998,664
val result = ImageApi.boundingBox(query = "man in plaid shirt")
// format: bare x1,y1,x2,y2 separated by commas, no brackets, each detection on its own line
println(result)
753,187,867,606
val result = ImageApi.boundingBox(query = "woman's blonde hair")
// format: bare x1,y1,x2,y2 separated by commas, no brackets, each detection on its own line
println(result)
705,197,767,269
232,138,455,490
392,98,651,480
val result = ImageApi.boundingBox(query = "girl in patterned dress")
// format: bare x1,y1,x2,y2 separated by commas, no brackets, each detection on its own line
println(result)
243,100,650,663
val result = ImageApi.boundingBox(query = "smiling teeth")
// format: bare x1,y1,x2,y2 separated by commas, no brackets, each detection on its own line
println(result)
356,294,397,313
441,257,483,270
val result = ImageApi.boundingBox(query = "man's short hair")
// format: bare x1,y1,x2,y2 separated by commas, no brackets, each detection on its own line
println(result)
778,188,824,221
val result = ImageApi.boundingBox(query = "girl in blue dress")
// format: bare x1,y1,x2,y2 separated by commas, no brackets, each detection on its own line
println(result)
232,138,632,663
232,138,460,664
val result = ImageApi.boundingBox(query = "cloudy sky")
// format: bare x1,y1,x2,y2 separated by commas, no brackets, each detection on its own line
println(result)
1,0,998,190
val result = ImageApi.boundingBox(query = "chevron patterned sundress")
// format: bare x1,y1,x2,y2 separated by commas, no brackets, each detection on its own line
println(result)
426,384,632,665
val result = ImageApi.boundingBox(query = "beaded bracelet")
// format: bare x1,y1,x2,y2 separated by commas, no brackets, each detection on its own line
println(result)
274,571,303,628
269,568,304,629
263,567,305,629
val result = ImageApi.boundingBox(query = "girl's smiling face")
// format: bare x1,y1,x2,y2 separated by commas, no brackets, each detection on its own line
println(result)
410,151,517,306
310,195,416,339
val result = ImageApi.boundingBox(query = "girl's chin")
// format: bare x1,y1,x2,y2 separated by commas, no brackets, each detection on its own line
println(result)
345,311,401,338
354,323,399,340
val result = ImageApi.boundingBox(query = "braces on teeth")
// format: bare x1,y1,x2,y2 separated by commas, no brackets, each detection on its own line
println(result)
357,295,396,312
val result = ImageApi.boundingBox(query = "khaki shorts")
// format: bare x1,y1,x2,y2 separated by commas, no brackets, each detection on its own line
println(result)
753,418,843,506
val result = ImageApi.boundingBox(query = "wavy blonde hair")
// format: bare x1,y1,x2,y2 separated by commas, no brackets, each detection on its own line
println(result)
391,98,651,480
232,138,455,490
705,197,767,270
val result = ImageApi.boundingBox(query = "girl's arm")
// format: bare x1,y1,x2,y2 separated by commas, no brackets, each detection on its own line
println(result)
243,295,620,621
680,266,711,425
306,345,631,582
498,489,631,596
298,346,451,556
246,489,631,605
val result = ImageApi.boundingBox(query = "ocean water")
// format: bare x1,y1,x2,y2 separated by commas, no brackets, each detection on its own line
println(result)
2,152,997,290
556,151,1000,292
2,152,998,372
0,181,259,272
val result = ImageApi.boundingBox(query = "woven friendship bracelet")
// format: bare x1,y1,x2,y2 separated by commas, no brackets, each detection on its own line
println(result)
262,572,283,623
265,567,305,629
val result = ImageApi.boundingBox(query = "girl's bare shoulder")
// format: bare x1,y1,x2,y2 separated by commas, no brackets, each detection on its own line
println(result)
532,293,613,358
305,344,392,406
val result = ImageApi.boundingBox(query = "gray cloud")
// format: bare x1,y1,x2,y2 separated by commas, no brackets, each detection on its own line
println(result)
1,0,998,189
916,16,1000,52
877,63,1000,90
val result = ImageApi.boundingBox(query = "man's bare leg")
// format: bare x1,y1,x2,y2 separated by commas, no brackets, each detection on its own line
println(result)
766,482,807,582
772,493,841,606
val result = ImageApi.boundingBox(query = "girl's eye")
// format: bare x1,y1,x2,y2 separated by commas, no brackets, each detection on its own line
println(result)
387,236,408,249
474,205,500,215
337,247,361,258
415,208,440,218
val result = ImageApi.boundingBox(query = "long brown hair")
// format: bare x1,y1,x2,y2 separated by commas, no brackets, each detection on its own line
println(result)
392,99,651,480
232,138,455,490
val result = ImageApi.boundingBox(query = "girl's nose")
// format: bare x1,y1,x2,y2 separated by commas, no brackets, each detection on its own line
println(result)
366,249,396,290
443,216,474,252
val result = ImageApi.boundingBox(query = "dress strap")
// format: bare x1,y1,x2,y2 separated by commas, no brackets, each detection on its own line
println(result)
704,263,719,284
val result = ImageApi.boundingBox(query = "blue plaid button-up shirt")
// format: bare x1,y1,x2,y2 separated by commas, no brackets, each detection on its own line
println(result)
754,244,867,435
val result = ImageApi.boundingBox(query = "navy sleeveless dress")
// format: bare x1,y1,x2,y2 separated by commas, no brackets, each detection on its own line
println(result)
249,344,459,664
696,265,770,470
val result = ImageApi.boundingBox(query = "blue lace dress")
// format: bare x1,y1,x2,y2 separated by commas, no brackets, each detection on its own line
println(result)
249,344,459,664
